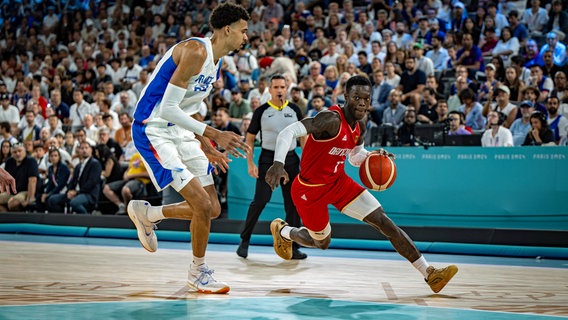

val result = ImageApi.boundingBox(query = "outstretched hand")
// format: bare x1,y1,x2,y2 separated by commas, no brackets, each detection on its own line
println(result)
204,147,230,174
0,168,16,194
265,162,288,191
215,131,250,158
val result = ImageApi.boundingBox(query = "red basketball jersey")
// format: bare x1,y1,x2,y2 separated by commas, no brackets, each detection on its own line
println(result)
299,105,361,185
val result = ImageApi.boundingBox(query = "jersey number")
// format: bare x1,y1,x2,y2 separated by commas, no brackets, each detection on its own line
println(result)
334,161,344,173
194,85,208,92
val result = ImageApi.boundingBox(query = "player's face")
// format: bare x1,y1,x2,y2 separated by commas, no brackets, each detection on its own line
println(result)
228,20,249,52
346,85,371,121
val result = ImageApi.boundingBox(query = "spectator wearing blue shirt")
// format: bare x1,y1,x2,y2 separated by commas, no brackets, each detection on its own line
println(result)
426,35,449,71
507,10,528,45
458,88,486,131
456,33,484,76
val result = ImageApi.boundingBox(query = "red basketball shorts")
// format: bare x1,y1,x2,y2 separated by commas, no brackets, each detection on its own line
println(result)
291,173,365,232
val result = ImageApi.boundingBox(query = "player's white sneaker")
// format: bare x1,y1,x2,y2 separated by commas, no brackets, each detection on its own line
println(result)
127,200,158,252
188,263,230,294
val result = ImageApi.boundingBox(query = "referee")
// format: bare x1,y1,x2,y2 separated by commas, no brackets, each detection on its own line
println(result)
236,74,307,259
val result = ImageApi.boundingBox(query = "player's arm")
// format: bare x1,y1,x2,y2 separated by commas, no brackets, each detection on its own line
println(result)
158,41,208,135
159,41,248,158
266,111,340,190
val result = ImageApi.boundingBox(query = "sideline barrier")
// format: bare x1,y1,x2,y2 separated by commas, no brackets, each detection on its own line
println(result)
228,147,568,230
2,223,567,259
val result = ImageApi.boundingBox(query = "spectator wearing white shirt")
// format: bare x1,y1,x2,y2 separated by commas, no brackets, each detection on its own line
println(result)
247,76,271,105
412,43,434,76
0,94,20,131
482,111,514,146
492,27,520,66
521,0,549,37
69,89,93,132
320,40,340,67
367,40,386,64
121,57,142,84
107,58,125,86
487,2,509,35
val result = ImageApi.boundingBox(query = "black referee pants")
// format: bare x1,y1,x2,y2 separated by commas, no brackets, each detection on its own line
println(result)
239,149,302,247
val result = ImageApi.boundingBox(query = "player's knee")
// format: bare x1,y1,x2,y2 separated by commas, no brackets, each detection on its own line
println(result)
190,197,213,218
210,200,221,219
314,237,331,249
307,223,331,249
102,184,111,194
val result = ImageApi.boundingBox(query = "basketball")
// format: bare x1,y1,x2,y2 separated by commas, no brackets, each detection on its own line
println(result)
359,154,397,191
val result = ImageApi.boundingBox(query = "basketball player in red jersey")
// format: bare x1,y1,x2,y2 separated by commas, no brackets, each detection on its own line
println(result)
265,75,458,293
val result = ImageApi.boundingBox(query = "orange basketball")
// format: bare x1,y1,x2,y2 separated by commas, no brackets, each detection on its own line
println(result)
359,154,397,191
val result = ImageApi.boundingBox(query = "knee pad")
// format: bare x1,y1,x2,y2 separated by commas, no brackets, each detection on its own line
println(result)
307,223,332,241
342,190,381,221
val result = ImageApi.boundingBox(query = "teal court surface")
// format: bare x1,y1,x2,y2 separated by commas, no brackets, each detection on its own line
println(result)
0,234,567,320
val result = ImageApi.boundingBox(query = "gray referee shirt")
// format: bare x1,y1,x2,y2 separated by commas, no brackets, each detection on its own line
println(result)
247,101,304,151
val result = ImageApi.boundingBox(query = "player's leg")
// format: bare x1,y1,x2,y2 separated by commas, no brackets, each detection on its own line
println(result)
270,177,332,259
178,135,229,294
344,188,458,293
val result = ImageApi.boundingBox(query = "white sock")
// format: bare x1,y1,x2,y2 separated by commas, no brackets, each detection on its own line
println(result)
280,226,293,240
147,205,165,222
193,255,206,267
412,256,430,279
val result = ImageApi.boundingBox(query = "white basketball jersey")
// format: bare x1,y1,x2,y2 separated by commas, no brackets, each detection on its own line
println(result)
133,37,222,126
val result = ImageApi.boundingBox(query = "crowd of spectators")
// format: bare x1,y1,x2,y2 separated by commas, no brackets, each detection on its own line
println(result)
0,0,567,213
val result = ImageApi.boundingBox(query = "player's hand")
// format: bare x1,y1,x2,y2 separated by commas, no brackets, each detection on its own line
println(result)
0,168,16,194
204,148,230,174
248,163,259,179
215,131,250,158
265,162,288,191
370,148,395,159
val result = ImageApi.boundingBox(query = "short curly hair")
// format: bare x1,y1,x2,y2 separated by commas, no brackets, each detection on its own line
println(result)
345,75,371,94
210,2,250,30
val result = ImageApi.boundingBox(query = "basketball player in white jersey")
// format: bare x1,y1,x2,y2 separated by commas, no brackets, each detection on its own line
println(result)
127,3,250,294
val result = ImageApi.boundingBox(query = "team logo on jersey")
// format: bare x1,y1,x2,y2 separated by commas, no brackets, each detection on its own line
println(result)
342,135,347,141
354,135,359,142
194,74,214,92
284,113,293,118
301,194,307,201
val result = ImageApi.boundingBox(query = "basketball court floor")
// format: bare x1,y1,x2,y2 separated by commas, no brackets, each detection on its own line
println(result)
0,234,567,320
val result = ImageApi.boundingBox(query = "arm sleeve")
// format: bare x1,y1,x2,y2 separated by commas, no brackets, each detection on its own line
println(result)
274,121,307,163
158,83,207,136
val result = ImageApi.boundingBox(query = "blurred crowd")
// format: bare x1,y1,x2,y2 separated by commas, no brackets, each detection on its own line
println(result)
0,0,567,213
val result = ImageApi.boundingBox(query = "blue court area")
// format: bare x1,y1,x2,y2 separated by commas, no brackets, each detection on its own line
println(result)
0,297,566,320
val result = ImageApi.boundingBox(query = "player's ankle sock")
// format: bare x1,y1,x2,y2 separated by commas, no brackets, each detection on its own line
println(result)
412,256,430,279
280,226,293,241
192,255,206,267
147,205,165,222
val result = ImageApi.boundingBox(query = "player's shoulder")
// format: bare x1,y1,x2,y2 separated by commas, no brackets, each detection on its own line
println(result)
174,38,208,61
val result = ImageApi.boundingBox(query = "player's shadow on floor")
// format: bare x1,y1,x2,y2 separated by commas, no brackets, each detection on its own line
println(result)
286,298,415,320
